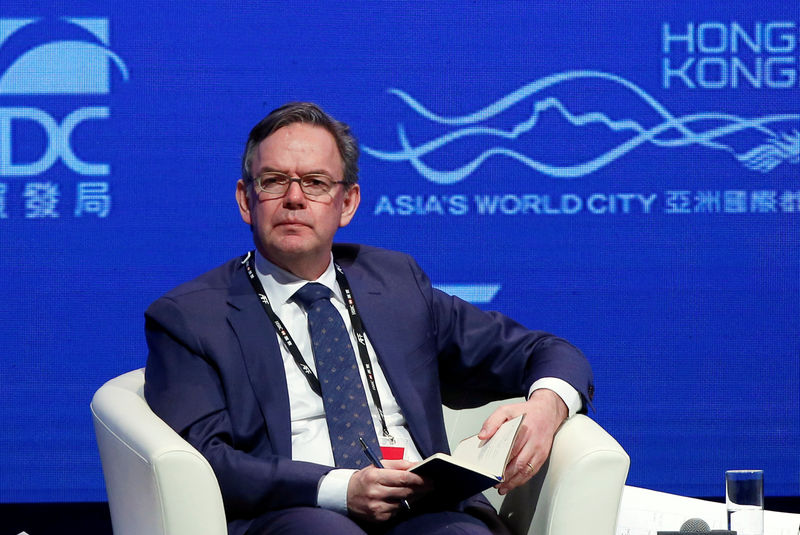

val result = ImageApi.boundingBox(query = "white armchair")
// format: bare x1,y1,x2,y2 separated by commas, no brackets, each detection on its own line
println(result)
92,369,629,535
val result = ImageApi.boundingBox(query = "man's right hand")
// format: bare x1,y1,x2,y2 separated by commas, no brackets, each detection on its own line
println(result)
346,459,428,522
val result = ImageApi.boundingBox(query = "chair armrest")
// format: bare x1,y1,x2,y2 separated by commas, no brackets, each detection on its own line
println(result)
91,369,226,535
498,414,630,535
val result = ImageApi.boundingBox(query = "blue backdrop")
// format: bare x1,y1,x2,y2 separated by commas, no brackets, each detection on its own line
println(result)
1,0,798,503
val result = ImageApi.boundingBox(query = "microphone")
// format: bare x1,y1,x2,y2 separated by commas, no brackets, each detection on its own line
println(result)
682,518,710,532
656,517,736,535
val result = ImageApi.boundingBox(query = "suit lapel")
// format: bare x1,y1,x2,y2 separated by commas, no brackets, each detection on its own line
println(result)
226,262,293,458
339,260,435,457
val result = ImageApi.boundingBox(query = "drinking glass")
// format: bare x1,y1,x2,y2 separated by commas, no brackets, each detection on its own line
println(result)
726,470,764,535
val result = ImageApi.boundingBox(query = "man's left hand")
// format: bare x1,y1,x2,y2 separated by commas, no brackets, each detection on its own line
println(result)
477,388,568,495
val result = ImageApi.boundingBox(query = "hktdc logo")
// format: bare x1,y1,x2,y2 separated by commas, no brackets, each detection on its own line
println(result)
0,17,129,176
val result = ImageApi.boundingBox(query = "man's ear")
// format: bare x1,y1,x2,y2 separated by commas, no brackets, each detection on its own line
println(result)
339,184,360,228
236,179,253,225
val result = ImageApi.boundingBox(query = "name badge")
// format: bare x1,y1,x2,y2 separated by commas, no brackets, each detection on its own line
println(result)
380,445,405,460
379,434,414,460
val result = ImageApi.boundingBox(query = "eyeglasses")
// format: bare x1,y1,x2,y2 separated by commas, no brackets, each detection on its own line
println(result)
251,171,347,199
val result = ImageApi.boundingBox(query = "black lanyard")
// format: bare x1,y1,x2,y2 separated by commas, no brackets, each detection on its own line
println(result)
242,251,393,442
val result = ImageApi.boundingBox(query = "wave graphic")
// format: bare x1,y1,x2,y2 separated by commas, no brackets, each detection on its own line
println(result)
0,41,129,94
362,70,800,183
0,18,128,95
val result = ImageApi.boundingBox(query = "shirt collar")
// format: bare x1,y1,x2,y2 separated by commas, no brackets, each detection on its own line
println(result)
253,250,343,307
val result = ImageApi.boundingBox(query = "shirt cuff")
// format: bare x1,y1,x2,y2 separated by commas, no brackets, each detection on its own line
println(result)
529,377,582,417
317,469,356,513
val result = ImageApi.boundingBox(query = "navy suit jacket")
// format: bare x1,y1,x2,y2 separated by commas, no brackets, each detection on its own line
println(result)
144,244,593,535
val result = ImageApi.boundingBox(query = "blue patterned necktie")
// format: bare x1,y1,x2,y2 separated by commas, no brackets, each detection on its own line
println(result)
293,282,380,468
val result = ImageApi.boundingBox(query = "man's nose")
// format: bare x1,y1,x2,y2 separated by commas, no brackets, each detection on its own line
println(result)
283,179,307,206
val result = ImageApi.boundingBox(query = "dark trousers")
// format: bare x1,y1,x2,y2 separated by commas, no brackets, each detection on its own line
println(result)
246,503,512,535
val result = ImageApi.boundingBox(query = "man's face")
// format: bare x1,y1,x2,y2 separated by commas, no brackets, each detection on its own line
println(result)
236,123,360,278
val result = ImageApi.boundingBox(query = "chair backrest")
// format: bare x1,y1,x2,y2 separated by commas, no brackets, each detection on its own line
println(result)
91,369,227,535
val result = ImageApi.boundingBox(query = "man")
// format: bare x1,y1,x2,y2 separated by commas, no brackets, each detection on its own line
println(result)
144,102,593,535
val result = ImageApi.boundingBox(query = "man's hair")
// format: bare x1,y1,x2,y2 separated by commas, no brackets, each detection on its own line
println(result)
241,102,359,185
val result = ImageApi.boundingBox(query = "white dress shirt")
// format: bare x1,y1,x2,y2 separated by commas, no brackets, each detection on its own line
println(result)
253,251,581,513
